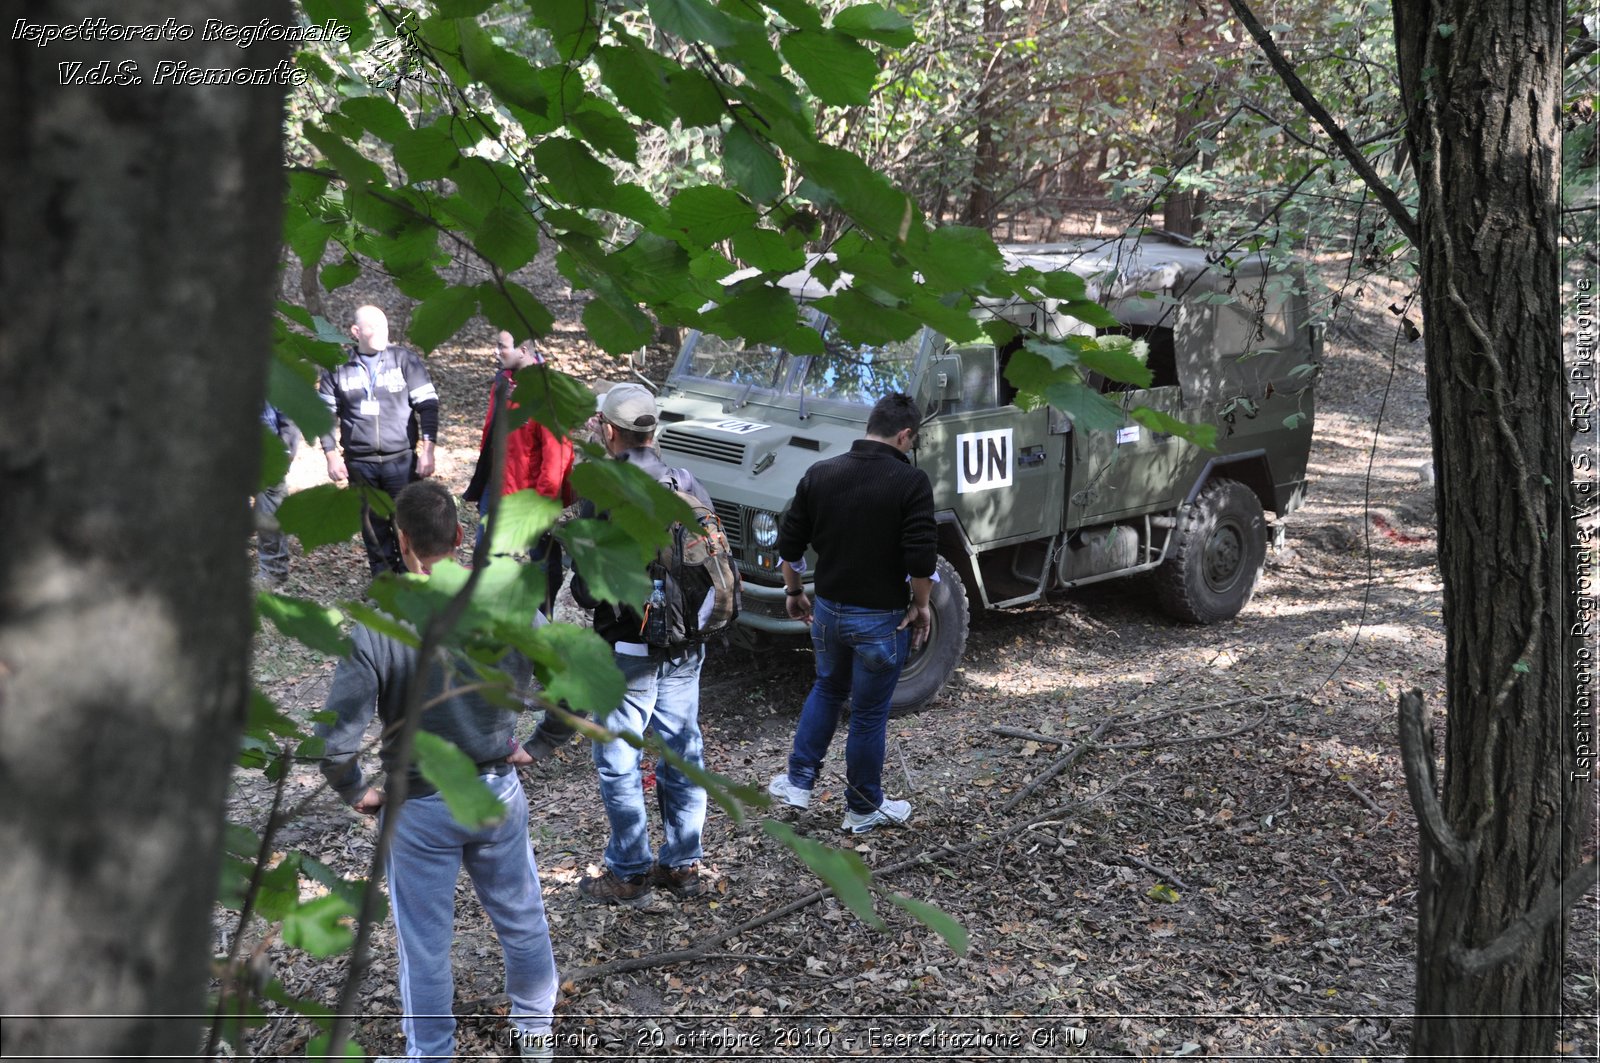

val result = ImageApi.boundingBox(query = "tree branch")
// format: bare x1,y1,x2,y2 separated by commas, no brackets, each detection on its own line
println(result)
1452,858,1600,973
1397,689,1470,870
1000,720,1111,814
1225,0,1419,244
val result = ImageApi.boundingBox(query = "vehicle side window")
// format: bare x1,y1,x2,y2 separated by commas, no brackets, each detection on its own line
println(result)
1093,325,1179,393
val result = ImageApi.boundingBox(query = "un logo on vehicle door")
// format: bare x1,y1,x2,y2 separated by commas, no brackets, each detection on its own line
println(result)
956,429,1013,494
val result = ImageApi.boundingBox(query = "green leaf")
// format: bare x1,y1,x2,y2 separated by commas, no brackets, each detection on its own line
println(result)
276,484,365,553
482,490,563,557
595,42,673,126
1079,341,1153,388
650,0,743,47
1147,882,1182,904
528,0,599,55
476,281,556,341
763,820,885,929
472,204,540,274
666,68,728,127
433,0,497,15
558,518,655,608
393,126,461,183
814,289,920,345
305,1033,368,1060
414,731,509,831
669,186,759,243
583,297,656,354
1130,405,1214,449
409,285,478,352
267,358,332,445
533,137,615,208
1512,660,1531,674
780,29,879,107
283,893,358,957
509,622,626,716
886,891,969,955
343,601,421,648
702,284,799,344
724,124,785,203
259,424,291,492
256,593,350,656
1282,412,1305,430
508,366,597,437
1436,23,1456,37
833,4,917,47
339,96,412,142
1061,298,1121,330
731,228,806,273
303,123,384,185
917,226,1002,289
254,855,303,922
320,256,361,292
460,26,552,117
570,104,639,165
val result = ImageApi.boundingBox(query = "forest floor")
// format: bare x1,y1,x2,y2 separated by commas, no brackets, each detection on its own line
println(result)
227,255,1599,1060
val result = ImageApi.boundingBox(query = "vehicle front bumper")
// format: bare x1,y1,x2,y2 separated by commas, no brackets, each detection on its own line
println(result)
738,579,810,635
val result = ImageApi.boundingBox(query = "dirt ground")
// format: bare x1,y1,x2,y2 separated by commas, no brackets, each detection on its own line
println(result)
228,257,1599,1060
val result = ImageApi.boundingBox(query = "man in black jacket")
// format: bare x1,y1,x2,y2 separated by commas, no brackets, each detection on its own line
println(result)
318,304,440,575
768,392,936,833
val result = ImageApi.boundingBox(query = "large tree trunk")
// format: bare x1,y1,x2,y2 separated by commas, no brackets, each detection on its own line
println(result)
0,2,288,1056
1391,1,1588,1057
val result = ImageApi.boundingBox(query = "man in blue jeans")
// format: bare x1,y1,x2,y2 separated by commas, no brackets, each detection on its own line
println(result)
316,481,558,1060
768,393,936,833
571,384,714,904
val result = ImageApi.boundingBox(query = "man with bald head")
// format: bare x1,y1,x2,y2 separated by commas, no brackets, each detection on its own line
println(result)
317,304,441,575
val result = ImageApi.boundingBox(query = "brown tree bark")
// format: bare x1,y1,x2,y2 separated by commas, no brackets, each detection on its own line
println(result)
1390,1,1590,1057
0,1,289,1056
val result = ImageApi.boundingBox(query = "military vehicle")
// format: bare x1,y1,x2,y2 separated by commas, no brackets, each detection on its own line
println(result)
652,234,1321,712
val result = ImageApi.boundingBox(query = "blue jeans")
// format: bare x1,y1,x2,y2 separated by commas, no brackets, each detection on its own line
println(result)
787,598,910,814
593,646,707,878
383,770,557,1060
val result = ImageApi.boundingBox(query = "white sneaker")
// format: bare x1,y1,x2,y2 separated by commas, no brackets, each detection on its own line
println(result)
767,772,812,809
841,798,912,834
519,1031,556,1061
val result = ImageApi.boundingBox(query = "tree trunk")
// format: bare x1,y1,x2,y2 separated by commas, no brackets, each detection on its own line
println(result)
1391,1,1588,1057
961,0,1006,228
0,2,289,1056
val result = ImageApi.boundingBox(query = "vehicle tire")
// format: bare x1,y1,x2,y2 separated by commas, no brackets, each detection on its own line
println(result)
1156,477,1267,624
890,555,970,716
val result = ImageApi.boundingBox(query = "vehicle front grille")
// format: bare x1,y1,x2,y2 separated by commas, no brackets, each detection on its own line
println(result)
713,499,744,547
659,430,748,465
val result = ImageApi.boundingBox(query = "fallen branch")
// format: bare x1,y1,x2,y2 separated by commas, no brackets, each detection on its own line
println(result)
565,783,1136,985
1000,720,1112,814
1097,704,1275,751
1121,853,1191,893
1342,778,1386,816
989,725,1065,745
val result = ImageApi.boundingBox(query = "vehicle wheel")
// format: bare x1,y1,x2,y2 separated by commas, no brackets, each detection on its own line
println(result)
1156,478,1266,624
890,555,970,716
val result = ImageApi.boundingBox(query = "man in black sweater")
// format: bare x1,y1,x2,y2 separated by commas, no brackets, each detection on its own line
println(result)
768,392,937,833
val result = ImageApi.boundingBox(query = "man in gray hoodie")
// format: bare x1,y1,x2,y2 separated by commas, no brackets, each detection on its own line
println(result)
317,480,557,1061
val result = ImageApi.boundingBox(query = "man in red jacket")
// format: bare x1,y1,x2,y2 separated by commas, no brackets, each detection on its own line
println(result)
464,331,575,614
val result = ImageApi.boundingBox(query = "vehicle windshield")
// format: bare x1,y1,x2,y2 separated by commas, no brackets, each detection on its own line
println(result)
795,325,925,404
679,333,790,390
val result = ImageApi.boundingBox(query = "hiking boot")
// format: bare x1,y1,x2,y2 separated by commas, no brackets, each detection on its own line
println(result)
840,797,912,834
767,772,812,809
578,868,653,907
649,862,705,899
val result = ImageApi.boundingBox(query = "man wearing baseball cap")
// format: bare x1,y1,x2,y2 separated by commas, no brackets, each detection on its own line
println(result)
569,383,717,905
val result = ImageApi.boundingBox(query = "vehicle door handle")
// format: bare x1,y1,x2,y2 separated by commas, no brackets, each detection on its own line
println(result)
1018,445,1047,467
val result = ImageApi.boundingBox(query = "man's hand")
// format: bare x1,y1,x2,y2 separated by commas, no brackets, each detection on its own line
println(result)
415,440,436,478
506,743,534,767
785,590,812,625
899,601,932,650
326,450,348,486
352,787,385,815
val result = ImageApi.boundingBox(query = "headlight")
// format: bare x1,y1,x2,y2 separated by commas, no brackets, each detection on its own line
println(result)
751,510,779,548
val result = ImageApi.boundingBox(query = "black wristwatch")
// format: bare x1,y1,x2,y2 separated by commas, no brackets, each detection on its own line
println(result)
785,586,805,597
